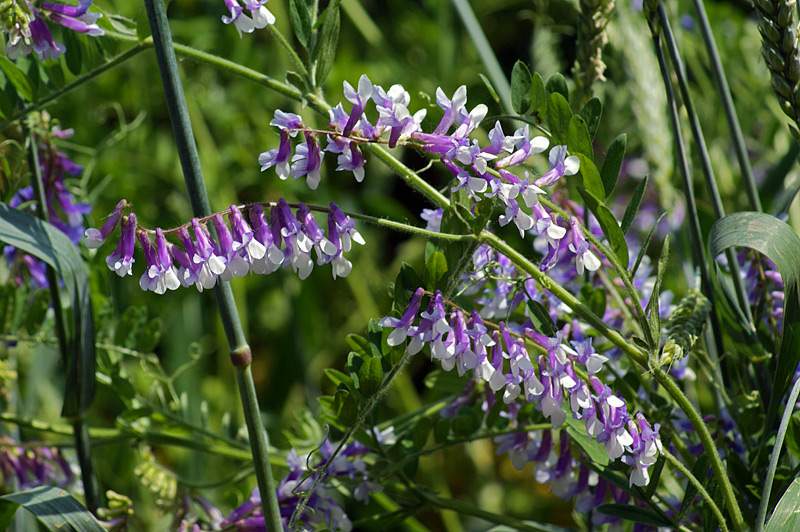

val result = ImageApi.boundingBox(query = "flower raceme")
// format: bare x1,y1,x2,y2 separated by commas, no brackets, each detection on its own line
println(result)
258,76,600,276
1,0,104,61
84,200,365,294
379,287,663,488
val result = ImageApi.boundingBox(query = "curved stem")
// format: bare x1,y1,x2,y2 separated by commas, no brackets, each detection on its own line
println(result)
663,449,729,532
266,25,311,85
142,1,282,529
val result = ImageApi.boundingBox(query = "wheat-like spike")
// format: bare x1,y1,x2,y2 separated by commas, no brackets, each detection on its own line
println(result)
754,0,800,141
574,0,616,100
659,289,711,368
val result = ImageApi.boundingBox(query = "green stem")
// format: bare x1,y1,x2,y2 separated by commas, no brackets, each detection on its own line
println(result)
656,2,754,328
25,126,100,513
662,449,729,532
689,0,761,213
266,25,311,86
142,1,282,530
0,45,146,130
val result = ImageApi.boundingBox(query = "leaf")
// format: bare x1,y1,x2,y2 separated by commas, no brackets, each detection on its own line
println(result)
394,263,424,311
567,115,593,159
579,283,607,317
423,369,471,395
545,72,569,101
346,333,371,358
323,368,353,389
358,357,383,397
530,72,547,123
646,235,670,343
577,187,629,270
411,418,431,450
424,251,448,292
478,73,500,105
596,504,673,528
678,454,709,519
565,416,609,466
576,154,605,201
313,0,341,87
289,0,313,49
580,97,602,140
708,213,800,427
0,203,95,416
546,92,571,145
526,299,557,336
786,414,800,458
621,174,648,234
765,476,800,531
0,56,33,101
600,134,626,198
510,60,532,114
632,212,667,276
62,30,83,76
0,486,106,532
135,6,151,43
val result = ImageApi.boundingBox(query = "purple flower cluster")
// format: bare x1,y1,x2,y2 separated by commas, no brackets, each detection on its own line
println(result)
0,436,75,490
221,0,274,38
5,125,91,288
2,0,103,61
379,287,662,487
176,436,382,532
260,76,600,275
85,200,365,294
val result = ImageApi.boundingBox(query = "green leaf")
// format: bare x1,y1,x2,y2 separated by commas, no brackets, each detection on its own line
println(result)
0,56,33,101
786,414,800,458
530,72,547,124
0,486,106,532
394,263,424,311
526,299,557,336
545,72,569,101
579,97,602,140
346,333,371,358
423,369,471,395
708,213,800,426
632,212,666,276
678,454,709,519
333,388,358,426
358,357,383,397
579,283,607,317
323,368,353,389
62,30,83,76
0,203,95,416
313,0,341,87
137,318,162,353
600,134,626,198
433,418,450,443
424,251,448,292
567,115,593,159
565,416,608,466
546,92,571,145
510,60,532,114
411,418,431,450
452,407,480,437
478,73,500,105
576,154,605,201
646,235,670,343
577,187,629,269
136,6,151,43
289,0,313,49
765,476,800,531
596,504,673,528
621,174,648,235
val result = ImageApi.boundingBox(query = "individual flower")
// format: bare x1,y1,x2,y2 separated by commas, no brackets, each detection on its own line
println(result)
221,0,275,37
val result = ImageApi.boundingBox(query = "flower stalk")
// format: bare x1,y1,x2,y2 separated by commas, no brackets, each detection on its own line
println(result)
142,0,282,529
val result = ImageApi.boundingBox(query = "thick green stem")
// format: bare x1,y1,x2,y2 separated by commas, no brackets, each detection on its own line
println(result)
663,449,728,532
142,1,282,529
25,127,100,512
689,0,761,212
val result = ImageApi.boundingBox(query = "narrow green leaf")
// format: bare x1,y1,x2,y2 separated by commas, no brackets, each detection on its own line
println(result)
334,389,358,425
62,30,83,76
411,418,431,450
597,504,673,528
679,454,709,519
510,60,532,114
0,486,106,532
289,0,313,49
646,235,670,343
324,368,354,389
621,174,648,234
424,251,448,292
346,333,371,358
786,415,800,458
632,212,667,276
545,72,569,101
358,357,384,397
313,0,341,86
424,369,471,394
478,73,500,105
531,72,547,124
708,213,800,426
567,115,593,159
577,187,629,269
600,134,627,198
580,97,602,140
576,155,605,202
394,263,424,310
565,416,609,466
136,6,151,43
765,476,800,531
0,204,95,416
546,92,571,145
526,299,557,336
579,283,606,317
0,56,33,101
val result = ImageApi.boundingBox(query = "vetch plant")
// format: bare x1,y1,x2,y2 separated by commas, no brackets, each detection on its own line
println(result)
1,0,800,531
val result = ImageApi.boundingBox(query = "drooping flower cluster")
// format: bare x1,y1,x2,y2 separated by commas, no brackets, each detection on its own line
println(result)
1,0,103,61
220,0,275,37
175,436,382,532
379,287,662,488
84,199,365,294
0,436,76,490
5,122,91,288
259,76,601,275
